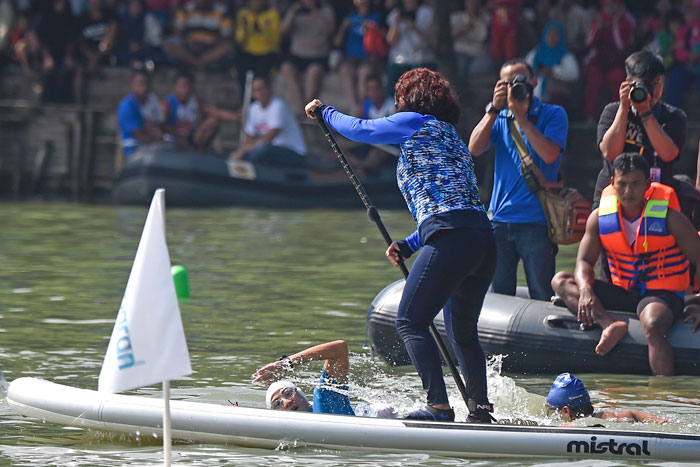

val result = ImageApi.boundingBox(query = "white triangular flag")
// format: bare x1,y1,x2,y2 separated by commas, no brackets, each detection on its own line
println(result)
99,189,192,393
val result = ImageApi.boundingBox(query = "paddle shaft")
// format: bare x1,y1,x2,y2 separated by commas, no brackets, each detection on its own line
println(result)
313,108,471,409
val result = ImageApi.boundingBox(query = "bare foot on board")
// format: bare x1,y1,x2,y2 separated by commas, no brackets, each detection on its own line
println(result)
595,321,629,355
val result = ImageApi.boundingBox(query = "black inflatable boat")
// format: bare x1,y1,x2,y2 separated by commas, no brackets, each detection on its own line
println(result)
113,144,403,208
367,280,700,375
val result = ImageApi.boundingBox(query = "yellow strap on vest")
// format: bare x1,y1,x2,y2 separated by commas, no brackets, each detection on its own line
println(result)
644,199,669,219
598,194,618,216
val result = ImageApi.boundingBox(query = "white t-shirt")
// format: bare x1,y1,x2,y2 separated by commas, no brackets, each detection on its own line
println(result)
387,6,435,65
244,97,307,155
363,97,395,119
450,11,489,56
622,215,641,247
142,92,165,123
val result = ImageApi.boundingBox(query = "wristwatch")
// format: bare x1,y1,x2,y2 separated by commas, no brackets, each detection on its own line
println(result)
277,355,294,371
485,102,500,115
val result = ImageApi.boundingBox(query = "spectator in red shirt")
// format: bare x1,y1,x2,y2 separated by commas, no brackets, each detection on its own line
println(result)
487,0,522,66
664,0,700,107
582,0,635,122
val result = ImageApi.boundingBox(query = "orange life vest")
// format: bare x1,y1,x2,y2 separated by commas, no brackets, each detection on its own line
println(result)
598,182,688,293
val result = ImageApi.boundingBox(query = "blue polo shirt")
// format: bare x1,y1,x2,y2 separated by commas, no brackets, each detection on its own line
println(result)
488,97,568,224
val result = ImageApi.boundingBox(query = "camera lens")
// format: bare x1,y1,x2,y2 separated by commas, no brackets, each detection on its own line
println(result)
630,82,649,103
511,82,528,100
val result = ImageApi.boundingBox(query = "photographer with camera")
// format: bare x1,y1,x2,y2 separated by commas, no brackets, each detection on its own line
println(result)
385,0,435,98
468,58,568,301
595,50,687,209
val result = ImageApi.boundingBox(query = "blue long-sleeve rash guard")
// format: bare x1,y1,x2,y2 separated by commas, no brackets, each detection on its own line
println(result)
320,105,488,255
322,106,432,252
322,105,434,146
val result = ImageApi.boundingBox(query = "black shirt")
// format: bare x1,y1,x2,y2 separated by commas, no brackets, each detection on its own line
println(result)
78,8,118,53
37,10,76,63
593,101,687,207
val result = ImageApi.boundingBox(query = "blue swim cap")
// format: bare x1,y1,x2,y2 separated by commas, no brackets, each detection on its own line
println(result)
546,373,591,409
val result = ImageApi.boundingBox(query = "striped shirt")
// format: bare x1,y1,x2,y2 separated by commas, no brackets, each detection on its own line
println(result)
175,2,232,45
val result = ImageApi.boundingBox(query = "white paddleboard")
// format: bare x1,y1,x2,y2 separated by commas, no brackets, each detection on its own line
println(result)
7,377,700,461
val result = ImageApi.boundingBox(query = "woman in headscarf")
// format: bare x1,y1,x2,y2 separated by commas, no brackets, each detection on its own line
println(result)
525,21,579,108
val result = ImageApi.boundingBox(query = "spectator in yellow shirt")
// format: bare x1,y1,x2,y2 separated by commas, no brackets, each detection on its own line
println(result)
235,0,280,90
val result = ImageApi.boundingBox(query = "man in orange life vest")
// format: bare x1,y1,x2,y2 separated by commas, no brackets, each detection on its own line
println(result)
552,153,700,376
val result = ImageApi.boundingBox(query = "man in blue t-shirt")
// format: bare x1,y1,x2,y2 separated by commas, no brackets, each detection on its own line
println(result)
117,69,166,157
468,58,569,301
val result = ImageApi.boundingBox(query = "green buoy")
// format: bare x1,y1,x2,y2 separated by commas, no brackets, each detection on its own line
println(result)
171,265,190,299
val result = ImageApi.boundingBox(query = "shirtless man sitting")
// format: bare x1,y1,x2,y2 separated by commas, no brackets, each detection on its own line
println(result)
551,153,700,376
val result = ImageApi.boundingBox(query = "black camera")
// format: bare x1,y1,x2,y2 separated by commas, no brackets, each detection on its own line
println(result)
509,75,533,101
630,80,652,103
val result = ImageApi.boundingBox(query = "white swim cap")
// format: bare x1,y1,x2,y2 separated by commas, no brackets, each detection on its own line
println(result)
265,380,310,409
266,380,296,409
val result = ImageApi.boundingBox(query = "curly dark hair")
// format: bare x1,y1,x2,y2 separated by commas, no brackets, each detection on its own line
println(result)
394,68,460,124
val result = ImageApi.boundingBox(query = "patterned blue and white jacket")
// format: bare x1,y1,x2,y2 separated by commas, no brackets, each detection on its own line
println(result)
321,106,490,253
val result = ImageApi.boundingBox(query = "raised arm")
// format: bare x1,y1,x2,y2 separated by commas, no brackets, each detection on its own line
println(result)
508,87,566,165
600,82,631,162
468,80,507,156
305,99,430,145
513,112,563,164
252,340,350,384
631,88,682,163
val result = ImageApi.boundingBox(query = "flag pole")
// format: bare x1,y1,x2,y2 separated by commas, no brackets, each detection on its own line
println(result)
98,187,191,465
159,188,172,467
163,379,172,466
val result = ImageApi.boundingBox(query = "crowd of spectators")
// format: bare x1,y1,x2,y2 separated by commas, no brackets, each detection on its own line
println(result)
3,0,700,120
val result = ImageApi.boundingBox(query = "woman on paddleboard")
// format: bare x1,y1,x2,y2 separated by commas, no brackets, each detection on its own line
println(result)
305,68,496,423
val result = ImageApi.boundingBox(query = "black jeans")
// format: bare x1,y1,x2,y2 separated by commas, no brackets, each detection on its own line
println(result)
395,227,497,406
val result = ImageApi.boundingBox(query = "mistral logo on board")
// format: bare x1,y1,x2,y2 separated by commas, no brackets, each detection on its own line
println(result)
114,305,144,370
567,437,651,456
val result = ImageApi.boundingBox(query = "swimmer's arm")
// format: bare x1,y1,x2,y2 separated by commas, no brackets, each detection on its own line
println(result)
289,340,350,385
252,340,350,385
599,409,668,424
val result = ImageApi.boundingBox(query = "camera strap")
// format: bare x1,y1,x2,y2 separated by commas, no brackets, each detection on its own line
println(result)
507,117,550,194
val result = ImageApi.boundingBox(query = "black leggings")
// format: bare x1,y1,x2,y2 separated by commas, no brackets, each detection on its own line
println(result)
395,227,496,406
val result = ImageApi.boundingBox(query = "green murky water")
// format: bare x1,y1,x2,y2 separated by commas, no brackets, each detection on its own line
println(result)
1,202,698,466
